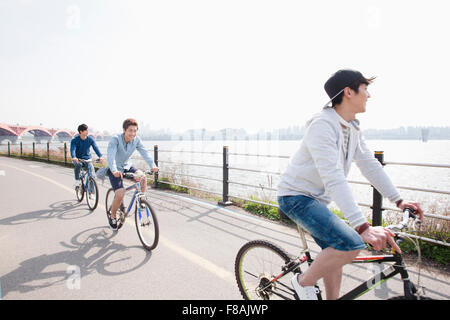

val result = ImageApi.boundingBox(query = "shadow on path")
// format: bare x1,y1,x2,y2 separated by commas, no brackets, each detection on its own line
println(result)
1,226,152,298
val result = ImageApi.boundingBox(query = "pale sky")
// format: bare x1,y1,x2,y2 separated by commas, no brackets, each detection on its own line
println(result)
1,0,449,134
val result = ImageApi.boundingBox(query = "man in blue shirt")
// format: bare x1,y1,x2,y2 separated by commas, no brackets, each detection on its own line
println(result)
106,118,159,230
70,124,103,187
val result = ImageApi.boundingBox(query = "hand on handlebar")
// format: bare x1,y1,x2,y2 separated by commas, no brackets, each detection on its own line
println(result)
398,200,424,221
360,226,402,253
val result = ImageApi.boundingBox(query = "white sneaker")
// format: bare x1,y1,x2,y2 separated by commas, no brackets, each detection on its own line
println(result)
291,274,318,300
73,180,81,188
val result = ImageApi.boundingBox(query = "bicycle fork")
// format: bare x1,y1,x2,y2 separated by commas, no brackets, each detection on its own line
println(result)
136,195,150,226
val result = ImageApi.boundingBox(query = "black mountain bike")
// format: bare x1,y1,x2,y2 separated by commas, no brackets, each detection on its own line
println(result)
75,159,99,210
235,208,434,300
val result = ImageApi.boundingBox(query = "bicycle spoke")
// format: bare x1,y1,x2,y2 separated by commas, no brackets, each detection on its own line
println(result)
243,270,259,279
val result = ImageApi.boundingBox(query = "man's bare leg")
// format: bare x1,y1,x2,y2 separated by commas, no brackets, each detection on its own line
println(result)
323,267,343,300
111,188,125,219
296,247,359,300
140,176,146,193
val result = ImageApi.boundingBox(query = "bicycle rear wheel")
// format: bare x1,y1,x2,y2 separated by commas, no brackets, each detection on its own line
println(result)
235,240,295,300
86,177,99,210
105,188,125,230
135,199,159,251
387,295,434,300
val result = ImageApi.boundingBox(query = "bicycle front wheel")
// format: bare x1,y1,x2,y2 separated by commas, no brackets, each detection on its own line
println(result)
387,295,434,300
75,180,84,202
235,240,295,300
86,177,99,210
135,199,159,251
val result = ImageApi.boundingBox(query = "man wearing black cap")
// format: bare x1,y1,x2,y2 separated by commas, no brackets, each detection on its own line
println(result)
277,69,423,300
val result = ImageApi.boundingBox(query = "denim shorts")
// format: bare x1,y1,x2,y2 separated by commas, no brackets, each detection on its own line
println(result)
107,167,138,191
278,195,366,251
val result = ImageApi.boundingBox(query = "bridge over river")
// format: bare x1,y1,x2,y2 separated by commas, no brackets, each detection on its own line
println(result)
0,123,107,144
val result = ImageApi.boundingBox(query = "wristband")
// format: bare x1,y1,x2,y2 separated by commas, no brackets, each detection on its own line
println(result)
356,222,371,235
395,199,403,208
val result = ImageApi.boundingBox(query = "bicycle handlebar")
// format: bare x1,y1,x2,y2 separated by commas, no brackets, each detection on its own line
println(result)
122,171,154,180
77,158,103,164
386,207,421,233
77,159,92,163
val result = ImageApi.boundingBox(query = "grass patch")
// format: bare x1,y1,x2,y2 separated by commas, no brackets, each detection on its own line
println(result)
156,176,189,193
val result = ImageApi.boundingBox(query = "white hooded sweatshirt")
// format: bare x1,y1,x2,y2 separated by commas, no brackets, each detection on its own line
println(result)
277,108,401,228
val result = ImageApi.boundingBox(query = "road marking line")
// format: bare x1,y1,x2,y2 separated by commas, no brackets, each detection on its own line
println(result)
0,170,5,176
1,163,73,192
160,235,234,282
120,210,234,282
2,161,236,283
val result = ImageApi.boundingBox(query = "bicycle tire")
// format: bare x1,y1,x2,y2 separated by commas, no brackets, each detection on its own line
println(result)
235,240,295,300
105,188,125,230
387,295,434,300
86,177,99,210
75,180,84,202
135,199,159,251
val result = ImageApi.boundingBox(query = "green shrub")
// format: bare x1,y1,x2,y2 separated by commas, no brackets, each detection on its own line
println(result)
243,201,279,221
399,231,450,266
157,177,189,193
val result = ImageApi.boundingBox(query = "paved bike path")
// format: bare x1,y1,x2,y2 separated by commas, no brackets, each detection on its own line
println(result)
0,157,449,300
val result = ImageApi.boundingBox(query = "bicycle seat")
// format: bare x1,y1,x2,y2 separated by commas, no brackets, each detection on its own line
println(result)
123,173,136,180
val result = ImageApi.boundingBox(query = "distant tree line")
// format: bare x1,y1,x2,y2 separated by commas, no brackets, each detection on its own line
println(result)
362,126,450,140
131,123,450,141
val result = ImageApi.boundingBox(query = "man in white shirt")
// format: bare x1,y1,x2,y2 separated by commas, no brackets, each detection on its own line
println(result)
277,69,423,300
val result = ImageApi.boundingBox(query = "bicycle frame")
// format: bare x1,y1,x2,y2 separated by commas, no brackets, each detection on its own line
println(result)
273,226,417,300
121,179,149,221
78,162,93,194
339,252,415,300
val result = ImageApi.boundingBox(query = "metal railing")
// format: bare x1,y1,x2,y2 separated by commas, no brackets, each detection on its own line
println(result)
2,141,449,246
1,141,71,165
153,146,450,247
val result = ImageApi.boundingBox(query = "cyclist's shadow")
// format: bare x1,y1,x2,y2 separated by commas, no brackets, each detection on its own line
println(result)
1,226,152,298
0,200,94,226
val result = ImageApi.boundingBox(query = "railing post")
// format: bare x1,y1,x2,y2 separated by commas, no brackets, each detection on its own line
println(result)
153,145,159,188
20,141,23,157
33,142,35,158
64,142,67,165
372,151,384,226
218,146,232,206
8,141,10,156
47,142,50,162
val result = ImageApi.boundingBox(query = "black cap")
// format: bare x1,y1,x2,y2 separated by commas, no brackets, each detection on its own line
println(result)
323,69,366,107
